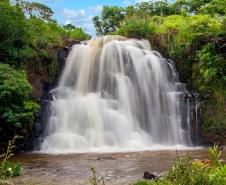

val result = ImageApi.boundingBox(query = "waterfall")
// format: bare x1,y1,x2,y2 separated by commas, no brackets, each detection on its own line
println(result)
40,36,191,153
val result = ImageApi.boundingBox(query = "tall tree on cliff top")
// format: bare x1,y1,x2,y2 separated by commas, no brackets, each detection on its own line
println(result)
93,6,125,36
17,1,53,20
186,0,213,13
28,2,53,20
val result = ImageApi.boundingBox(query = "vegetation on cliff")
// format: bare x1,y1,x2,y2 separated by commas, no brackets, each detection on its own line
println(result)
93,0,226,140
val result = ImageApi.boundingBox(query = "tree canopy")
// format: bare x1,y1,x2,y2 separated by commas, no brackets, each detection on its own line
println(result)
93,6,125,35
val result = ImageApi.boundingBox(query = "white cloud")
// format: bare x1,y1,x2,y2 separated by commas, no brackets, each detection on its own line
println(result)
89,5,103,14
124,0,133,6
62,6,103,37
28,0,62,3
135,0,165,3
135,0,150,3
62,8,87,19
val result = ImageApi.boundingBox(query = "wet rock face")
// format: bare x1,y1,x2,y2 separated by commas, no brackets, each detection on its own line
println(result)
26,48,69,101
31,49,70,151
20,43,79,152
180,91,201,146
200,131,226,146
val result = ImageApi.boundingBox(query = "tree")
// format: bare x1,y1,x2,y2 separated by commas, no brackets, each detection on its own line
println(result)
152,0,173,16
125,6,136,17
20,2,53,20
93,6,125,35
186,0,213,14
135,1,173,17
171,0,189,15
136,2,153,17
0,64,39,145
0,0,29,65
67,27,91,40
63,23,76,30
199,0,226,16
93,16,103,36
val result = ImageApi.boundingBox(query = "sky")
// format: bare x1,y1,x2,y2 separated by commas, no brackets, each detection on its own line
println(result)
28,0,150,36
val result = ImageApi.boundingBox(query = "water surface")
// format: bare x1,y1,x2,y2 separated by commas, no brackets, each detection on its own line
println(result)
13,148,225,185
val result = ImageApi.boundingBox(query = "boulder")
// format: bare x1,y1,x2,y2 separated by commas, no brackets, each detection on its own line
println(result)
143,171,159,180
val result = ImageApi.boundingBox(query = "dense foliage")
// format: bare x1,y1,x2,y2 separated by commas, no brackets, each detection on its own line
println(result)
93,6,125,36
0,0,90,150
0,0,29,65
0,0,90,66
0,64,39,148
93,0,226,138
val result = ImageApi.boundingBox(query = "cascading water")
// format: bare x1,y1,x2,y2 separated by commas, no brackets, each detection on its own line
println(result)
40,36,192,153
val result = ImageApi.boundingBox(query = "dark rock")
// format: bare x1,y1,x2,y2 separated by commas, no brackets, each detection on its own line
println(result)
14,144,25,153
33,122,42,136
143,171,158,180
191,91,199,98
64,39,81,48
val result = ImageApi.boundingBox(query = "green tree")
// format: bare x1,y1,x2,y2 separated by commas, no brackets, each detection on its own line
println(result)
93,16,103,36
135,1,173,17
63,23,76,30
0,64,39,146
152,0,173,16
186,0,213,14
199,0,226,16
125,6,136,17
172,0,189,15
196,43,225,92
23,2,54,20
93,6,125,35
63,24,91,40
0,1,29,65
136,2,153,17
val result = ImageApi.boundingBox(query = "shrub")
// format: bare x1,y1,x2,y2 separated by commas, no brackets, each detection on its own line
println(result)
0,161,21,178
0,64,39,147
117,17,156,39
0,135,22,179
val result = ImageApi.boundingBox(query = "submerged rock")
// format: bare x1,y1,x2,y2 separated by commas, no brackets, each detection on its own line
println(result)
97,157,115,160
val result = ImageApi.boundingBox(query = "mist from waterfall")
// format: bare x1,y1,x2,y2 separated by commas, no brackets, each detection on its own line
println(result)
40,35,192,153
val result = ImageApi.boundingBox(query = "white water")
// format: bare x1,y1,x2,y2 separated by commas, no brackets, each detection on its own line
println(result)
40,36,191,153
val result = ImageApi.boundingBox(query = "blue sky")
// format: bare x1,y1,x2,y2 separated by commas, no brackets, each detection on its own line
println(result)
29,0,150,36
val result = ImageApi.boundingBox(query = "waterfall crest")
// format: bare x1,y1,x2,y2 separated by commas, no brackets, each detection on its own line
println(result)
40,36,191,153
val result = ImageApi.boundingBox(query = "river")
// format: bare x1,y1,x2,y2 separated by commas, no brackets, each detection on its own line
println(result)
13,148,226,185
